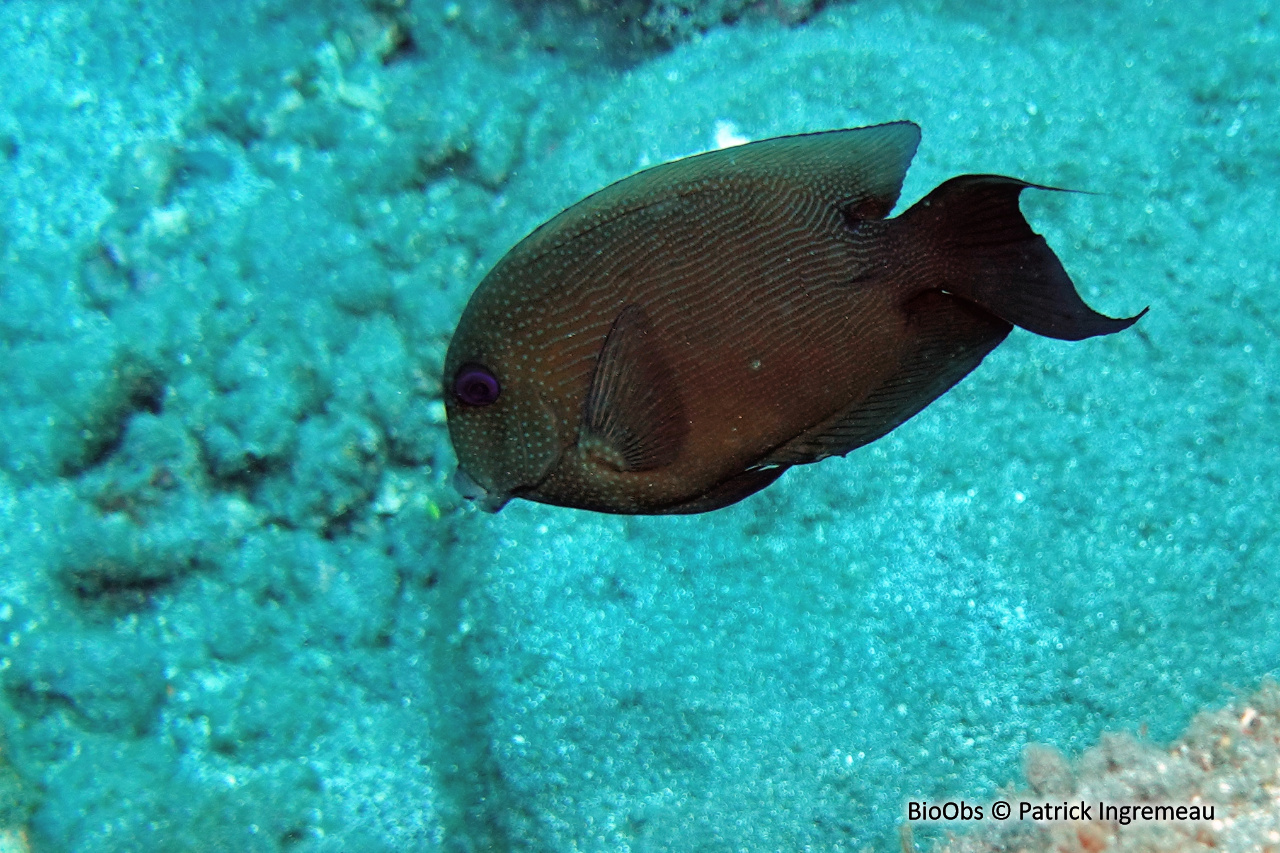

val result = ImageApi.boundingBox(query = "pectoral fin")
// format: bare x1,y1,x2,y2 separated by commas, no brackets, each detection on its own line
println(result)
581,304,688,472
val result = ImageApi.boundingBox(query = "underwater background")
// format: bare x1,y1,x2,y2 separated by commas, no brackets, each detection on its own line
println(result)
0,0,1276,849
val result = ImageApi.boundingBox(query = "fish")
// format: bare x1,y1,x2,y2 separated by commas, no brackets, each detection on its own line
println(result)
442,121,1145,515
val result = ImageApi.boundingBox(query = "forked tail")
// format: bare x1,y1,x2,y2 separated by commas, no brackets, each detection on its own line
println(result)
903,174,1146,341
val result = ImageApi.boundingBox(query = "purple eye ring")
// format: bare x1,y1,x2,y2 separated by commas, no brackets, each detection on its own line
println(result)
454,364,501,406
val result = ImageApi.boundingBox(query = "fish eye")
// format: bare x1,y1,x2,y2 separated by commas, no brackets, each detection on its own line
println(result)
454,364,501,406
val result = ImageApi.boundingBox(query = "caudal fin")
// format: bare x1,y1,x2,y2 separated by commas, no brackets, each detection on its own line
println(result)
905,174,1146,341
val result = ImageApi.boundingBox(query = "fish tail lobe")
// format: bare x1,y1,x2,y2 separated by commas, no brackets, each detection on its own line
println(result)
905,175,1146,341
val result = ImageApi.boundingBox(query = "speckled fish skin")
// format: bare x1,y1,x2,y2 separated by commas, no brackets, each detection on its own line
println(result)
443,121,1144,514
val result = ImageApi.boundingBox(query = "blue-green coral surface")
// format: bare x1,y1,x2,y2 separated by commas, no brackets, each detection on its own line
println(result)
0,0,1277,850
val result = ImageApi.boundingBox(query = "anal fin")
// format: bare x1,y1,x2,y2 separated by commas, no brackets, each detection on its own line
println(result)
655,466,788,515
764,291,1012,466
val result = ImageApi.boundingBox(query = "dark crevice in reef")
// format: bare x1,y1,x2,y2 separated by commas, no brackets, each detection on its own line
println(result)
67,360,168,476
65,568,178,618
510,0,839,65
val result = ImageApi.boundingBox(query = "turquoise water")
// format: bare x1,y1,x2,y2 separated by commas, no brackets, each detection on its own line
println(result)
0,0,1276,849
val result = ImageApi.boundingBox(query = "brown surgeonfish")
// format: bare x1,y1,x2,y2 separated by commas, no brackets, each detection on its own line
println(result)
443,121,1144,514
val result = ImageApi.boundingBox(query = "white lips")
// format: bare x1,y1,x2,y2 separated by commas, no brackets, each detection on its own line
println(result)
451,467,510,512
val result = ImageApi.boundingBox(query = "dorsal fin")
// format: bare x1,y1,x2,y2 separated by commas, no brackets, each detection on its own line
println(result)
519,122,922,259
656,121,923,214
581,305,687,472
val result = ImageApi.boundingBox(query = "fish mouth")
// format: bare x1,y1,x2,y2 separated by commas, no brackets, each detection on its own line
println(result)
449,392,563,513
452,467,511,513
